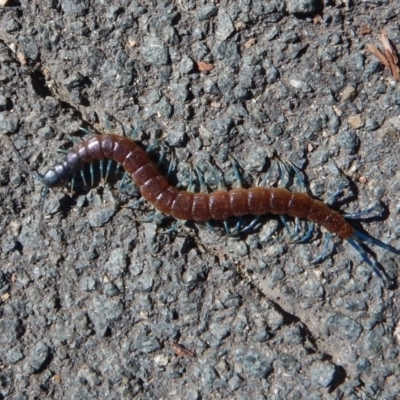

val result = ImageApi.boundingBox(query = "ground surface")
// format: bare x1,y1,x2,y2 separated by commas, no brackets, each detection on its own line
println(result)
1,0,400,399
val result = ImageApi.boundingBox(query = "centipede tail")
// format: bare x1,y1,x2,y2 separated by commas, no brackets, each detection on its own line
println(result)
35,134,399,278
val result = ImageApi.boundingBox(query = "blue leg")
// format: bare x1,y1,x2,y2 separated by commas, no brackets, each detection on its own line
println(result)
117,171,129,192
293,222,314,243
90,163,94,187
226,218,243,236
311,233,332,264
259,161,274,187
70,173,76,194
195,166,207,192
102,116,112,131
187,168,195,193
125,197,145,210
207,161,225,190
285,160,307,192
235,216,261,235
228,155,242,188
206,221,217,233
223,220,231,234
79,127,93,136
277,160,291,188
129,122,143,140
279,215,293,237
167,157,176,179
99,159,104,181
344,202,383,220
105,159,113,181
326,181,346,205
80,168,88,187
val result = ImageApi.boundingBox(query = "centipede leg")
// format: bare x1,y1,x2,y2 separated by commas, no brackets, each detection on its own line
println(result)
80,168,88,187
344,202,383,220
70,173,76,194
124,197,146,210
194,166,207,192
259,159,277,187
285,160,307,192
277,160,291,188
187,168,195,193
206,221,217,233
311,232,332,264
293,222,315,244
99,159,105,181
90,163,95,187
223,218,245,236
79,127,93,136
105,159,113,181
279,215,293,237
228,155,242,188
234,216,261,235
117,171,129,192
326,181,346,205
207,161,225,190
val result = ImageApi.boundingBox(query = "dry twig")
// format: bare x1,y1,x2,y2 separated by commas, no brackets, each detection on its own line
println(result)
366,30,400,81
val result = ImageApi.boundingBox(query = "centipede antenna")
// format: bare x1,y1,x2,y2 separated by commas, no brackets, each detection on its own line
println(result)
347,237,383,278
353,230,400,256
228,155,242,188
57,149,69,154
311,232,332,264
344,202,383,220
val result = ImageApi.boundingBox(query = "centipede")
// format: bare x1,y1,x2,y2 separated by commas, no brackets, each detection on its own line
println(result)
30,133,399,281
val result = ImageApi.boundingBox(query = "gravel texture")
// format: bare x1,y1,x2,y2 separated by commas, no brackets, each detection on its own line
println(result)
1,1,400,399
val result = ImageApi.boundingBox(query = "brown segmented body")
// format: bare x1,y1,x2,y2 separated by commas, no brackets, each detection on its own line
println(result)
41,134,355,239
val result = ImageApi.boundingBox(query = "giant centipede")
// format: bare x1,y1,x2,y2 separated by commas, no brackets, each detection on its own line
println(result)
35,133,399,280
